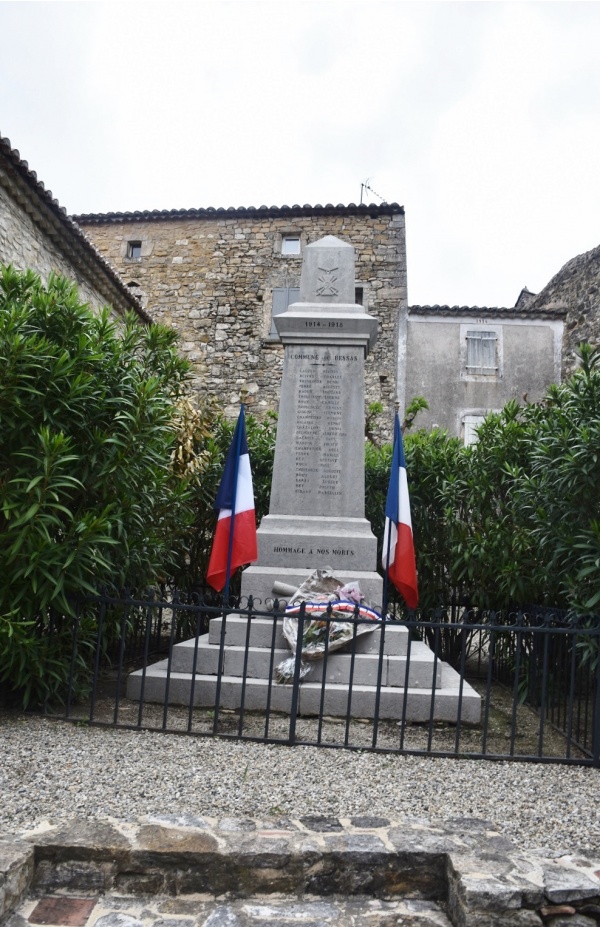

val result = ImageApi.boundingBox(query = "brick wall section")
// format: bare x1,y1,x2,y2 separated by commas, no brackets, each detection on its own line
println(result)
529,243,600,377
78,207,406,424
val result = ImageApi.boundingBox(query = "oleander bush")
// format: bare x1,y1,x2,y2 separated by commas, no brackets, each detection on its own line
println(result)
0,266,194,706
402,344,600,615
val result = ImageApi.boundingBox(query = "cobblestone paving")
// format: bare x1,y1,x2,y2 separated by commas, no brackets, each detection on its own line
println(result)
2,815,599,927
10,893,453,927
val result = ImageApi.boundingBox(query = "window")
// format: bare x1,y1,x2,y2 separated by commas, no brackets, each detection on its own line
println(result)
466,330,497,375
270,286,299,336
463,415,486,447
355,284,369,308
281,235,301,256
126,241,142,260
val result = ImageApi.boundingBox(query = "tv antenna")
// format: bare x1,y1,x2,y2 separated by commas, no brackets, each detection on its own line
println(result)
360,178,387,205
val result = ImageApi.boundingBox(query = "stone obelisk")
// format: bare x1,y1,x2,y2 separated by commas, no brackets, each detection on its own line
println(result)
241,235,383,606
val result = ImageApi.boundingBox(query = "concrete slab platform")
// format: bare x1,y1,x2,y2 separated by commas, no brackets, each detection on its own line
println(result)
126,665,481,723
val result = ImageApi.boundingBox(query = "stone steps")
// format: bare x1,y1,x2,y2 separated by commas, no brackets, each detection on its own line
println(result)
12,892,454,927
126,614,481,724
167,637,442,688
127,664,480,722
5,816,599,927
206,614,410,654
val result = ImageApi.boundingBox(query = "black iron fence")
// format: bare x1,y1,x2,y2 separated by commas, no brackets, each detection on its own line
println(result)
47,590,600,766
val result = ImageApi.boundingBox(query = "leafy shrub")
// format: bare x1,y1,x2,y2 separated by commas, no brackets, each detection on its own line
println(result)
0,266,193,706
446,401,538,609
365,349,600,617
517,343,600,612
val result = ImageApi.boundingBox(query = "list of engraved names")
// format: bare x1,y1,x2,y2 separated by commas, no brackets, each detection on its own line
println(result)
292,349,359,501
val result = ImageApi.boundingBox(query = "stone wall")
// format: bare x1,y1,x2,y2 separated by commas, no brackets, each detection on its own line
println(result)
77,206,406,425
0,184,111,311
0,135,146,321
528,243,600,377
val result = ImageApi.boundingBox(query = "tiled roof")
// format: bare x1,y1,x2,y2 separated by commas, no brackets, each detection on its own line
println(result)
73,202,405,223
409,303,567,319
0,134,152,323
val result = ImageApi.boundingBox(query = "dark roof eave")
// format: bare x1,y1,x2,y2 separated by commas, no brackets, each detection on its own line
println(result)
73,202,405,224
409,304,567,319
0,133,152,324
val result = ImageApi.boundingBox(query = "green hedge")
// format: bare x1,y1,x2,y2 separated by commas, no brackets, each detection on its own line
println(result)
0,267,194,706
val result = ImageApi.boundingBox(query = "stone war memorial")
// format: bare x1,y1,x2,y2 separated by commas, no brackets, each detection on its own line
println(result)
129,236,481,723
242,234,382,607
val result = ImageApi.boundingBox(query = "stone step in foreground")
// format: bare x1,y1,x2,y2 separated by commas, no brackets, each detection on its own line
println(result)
12,891,454,927
2,816,599,927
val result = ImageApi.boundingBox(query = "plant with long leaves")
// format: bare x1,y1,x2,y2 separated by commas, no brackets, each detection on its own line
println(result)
0,266,194,706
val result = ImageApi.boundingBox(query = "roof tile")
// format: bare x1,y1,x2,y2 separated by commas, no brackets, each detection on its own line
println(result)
0,133,151,323
73,202,404,224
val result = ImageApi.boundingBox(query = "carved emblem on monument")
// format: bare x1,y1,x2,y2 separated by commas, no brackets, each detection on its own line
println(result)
316,258,339,297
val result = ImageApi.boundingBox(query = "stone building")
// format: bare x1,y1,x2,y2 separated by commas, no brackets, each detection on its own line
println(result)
525,243,600,379
3,132,597,442
403,239,600,441
78,201,581,443
403,300,566,443
0,133,149,322
75,204,406,422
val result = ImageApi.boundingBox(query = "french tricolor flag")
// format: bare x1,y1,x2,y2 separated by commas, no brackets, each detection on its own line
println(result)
382,412,419,608
206,405,258,593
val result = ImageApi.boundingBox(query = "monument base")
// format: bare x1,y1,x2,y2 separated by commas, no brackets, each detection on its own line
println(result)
243,512,383,607
241,566,384,611
255,514,378,569
127,614,482,724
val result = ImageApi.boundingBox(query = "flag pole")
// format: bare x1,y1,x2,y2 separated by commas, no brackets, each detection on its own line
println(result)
223,388,247,604
382,520,393,619
381,400,399,619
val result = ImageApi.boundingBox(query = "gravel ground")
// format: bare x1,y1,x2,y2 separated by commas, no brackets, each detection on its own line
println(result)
1,712,599,858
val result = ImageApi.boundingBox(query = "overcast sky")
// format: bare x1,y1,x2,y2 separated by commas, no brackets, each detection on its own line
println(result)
1,1,599,307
